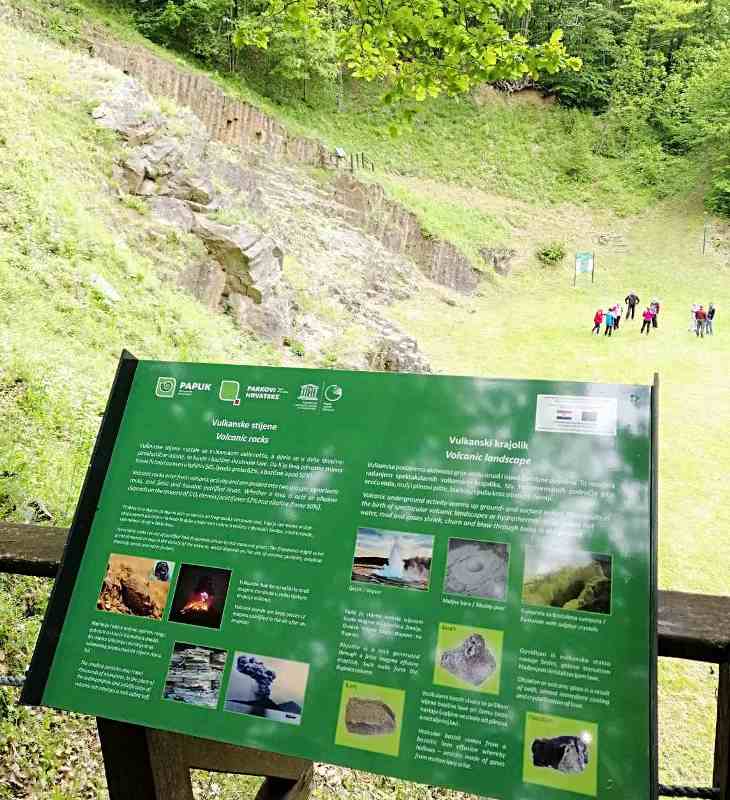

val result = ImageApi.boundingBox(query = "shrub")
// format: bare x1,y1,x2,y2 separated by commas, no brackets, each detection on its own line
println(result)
536,241,566,265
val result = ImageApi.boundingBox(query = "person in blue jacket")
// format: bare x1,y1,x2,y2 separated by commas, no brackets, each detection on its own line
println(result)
604,308,615,336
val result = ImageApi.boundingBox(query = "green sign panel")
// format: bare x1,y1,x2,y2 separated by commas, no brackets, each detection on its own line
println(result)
575,252,594,273
24,355,657,800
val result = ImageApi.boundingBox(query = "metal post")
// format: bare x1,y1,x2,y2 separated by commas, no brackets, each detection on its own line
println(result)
592,252,596,284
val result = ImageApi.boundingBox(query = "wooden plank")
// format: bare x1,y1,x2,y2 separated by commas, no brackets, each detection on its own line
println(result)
255,766,313,800
658,591,730,663
0,523,68,577
179,734,310,779
146,729,195,799
97,718,157,800
714,663,730,800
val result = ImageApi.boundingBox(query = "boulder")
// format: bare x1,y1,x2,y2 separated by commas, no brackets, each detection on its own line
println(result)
177,260,227,309
480,246,517,276
91,78,163,145
192,215,283,298
149,197,196,233
367,334,431,373
89,273,121,304
139,136,184,178
227,292,291,341
168,172,216,205
120,153,149,194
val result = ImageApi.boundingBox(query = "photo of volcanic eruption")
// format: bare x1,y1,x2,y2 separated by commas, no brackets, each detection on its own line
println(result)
223,652,309,725
96,554,175,620
351,528,433,591
168,564,231,629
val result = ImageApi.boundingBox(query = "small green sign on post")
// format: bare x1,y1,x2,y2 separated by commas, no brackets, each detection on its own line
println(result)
575,251,596,286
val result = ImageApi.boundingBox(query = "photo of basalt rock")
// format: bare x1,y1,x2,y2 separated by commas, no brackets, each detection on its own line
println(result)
532,735,590,774
163,642,227,708
444,538,509,600
440,633,497,687
168,563,232,629
351,528,433,591
96,554,175,620
521,547,612,615
344,697,397,736
224,652,309,725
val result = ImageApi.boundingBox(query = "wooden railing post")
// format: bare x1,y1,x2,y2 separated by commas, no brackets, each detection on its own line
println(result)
97,719,158,800
715,662,730,800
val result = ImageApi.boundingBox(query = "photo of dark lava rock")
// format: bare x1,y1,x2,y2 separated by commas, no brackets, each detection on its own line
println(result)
96,554,175,620
532,734,590,774
345,697,396,735
522,547,612,615
444,538,509,600
168,563,231,629
163,642,227,707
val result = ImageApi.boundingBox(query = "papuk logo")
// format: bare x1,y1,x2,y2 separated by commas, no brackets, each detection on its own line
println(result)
219,380,241,406
155,377,177,398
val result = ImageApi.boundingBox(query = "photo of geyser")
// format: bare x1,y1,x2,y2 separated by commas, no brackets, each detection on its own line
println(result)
532,734,590,774
444,538,509,600
521,546,612,615
345,697,396,735
168,563,232,629
522,713,598,796
223,652,309,725
351,528,433,591
433,622,503,694
163,642,227,708
97,554,175,620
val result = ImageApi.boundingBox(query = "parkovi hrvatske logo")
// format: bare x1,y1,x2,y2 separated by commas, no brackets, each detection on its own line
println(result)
219,380,241,406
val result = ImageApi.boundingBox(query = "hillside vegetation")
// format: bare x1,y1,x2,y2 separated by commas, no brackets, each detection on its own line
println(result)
0,1,728,799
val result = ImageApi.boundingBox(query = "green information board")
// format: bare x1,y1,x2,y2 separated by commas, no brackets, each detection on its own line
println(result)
23,354,657,800
575,252,595,285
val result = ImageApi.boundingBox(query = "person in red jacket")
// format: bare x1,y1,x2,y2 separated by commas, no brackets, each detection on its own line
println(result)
640,307,653,335
592,309,603,335
695,305,707,337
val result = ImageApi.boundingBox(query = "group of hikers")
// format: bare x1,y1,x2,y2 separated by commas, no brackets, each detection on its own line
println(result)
592,293,718,337
592,293,660,336
689,303,716,337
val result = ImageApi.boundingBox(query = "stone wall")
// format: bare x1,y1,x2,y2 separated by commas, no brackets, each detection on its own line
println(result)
86,35,481,294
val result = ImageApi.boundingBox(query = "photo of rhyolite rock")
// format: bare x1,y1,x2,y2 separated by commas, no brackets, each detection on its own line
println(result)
345,697,397,736
439,633,497,687
96,554,174,619
522,549,612,615
444,539,509,600
532,735,590,774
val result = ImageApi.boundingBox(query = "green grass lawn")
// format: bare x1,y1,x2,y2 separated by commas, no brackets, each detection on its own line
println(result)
392,192,729,787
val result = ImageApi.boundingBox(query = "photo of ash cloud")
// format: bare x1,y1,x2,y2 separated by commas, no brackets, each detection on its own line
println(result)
163,642,227,708
521,546,612,615
351,528,433,591
224,652,309,725
443,538,509,600
168,563,232,629
97,554,175,620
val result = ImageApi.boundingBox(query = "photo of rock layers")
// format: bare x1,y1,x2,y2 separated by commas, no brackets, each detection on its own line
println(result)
444,539,509,600
96,554,175,619
224,652,309,725
168,563,232,628
440,632,498,687
344,697,397,736
532,734,591,774
351,527,433,591
521,547,612,615
163,643,227,707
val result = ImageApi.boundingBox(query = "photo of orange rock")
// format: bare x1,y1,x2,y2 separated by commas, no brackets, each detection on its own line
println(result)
96,554,175,620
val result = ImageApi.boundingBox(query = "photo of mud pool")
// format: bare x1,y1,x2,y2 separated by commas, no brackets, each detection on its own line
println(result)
523,713,598,796
444,538,509,600
433,623,503,694
335,681,405,757
168,563,231,629
96,554,175,619
224,653,309,725
521,547,612,615
163,642,227,708
351,528,433,591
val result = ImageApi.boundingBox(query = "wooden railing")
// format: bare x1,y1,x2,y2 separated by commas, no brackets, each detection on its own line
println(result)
1,522,728,799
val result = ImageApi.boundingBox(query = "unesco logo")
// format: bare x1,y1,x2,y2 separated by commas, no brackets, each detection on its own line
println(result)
155,377,177,398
